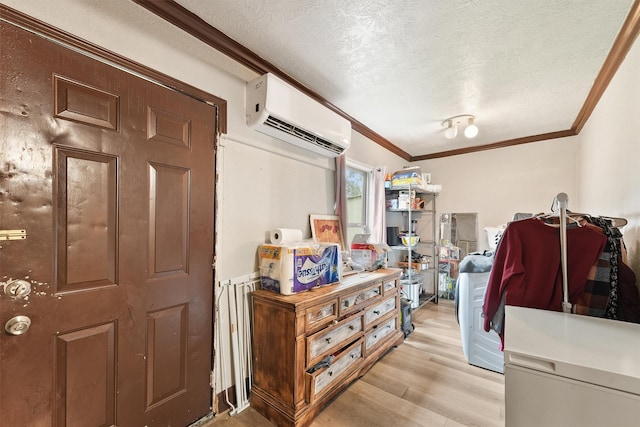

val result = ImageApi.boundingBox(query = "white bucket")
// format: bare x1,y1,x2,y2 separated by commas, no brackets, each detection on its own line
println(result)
401,283,421,309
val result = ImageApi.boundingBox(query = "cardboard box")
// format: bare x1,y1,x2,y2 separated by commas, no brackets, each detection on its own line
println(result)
350,243,377,270
391,167,422,187
350,239,391,270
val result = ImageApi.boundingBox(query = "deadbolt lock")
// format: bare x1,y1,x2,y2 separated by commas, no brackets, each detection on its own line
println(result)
3,280,31,299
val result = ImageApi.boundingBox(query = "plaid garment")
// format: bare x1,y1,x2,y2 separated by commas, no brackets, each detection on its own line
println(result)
573,217,623,318
574,250,611,317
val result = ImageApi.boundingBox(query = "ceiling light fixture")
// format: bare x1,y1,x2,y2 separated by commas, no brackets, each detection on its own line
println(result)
442,114,478,139
443,119,458,139
464,116,479,138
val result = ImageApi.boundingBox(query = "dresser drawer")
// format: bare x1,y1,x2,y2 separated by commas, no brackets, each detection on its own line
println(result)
339,283,382,316
307,313,363,367
364,315,397,355
306,338,363,404
364,296,397,327
382,278,398,294
305,299,338,333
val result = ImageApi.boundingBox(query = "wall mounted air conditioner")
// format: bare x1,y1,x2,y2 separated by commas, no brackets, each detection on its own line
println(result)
246,73,351,157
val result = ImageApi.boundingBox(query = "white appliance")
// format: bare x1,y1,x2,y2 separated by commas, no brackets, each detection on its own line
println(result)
504,306,640,427
246,73,351,157
457,271,503,373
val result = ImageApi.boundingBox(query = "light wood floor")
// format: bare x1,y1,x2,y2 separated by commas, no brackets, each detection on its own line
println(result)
205,300,505,427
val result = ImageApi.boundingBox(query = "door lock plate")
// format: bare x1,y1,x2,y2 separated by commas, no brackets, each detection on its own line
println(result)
0,229,27,241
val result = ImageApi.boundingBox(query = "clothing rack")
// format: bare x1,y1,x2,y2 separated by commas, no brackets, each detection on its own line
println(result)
554,192,631,314
555,192,572,313
503,195,640,426
484,193,636,343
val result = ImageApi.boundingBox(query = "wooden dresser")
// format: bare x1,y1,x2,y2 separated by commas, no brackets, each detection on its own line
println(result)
250,268,404,427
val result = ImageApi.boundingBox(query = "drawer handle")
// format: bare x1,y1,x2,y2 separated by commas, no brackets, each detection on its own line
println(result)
328,371,333,377
507,353,556,373
373,310,380,315
326,337,332,344
348,325,355,330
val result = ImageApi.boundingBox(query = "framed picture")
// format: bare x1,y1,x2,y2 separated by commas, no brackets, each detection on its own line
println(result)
309,214,345,250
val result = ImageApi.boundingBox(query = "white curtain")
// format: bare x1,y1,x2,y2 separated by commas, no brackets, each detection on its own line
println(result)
334,154,348,251
336,158,387,249
370,166,387,244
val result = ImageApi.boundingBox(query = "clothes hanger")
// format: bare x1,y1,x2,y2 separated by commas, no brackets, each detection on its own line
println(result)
536,194,628,229
550,192,628,228
535,211,582,227
566,212,627,228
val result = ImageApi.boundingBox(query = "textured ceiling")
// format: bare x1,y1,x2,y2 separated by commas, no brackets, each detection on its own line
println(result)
174,0,635,158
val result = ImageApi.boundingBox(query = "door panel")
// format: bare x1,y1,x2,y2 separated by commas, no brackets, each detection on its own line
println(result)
54,322,117,427
148,163,190,277
55,148,119,292
146,304,188,409
0,21,215,427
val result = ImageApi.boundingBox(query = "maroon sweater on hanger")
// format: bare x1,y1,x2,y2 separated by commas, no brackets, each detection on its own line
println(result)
483,218,606,335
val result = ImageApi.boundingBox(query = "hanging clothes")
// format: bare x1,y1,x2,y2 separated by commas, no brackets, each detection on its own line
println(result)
573,248,612,318
573,216,621,318
618,260,640,322
482,217,607,343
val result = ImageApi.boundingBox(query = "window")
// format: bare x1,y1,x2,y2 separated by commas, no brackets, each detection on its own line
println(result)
345,162,373,245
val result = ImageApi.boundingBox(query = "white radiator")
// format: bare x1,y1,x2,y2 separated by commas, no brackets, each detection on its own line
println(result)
216,272,259,415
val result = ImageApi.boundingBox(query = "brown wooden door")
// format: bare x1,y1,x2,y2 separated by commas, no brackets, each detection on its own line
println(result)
0,21,215,427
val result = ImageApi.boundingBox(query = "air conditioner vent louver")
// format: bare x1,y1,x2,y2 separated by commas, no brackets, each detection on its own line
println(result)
246,73,351,158
264,116,344,155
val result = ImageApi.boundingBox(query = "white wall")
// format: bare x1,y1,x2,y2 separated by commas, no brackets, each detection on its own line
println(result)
348,131,408,172
414,137,579,250
577,37,640,275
